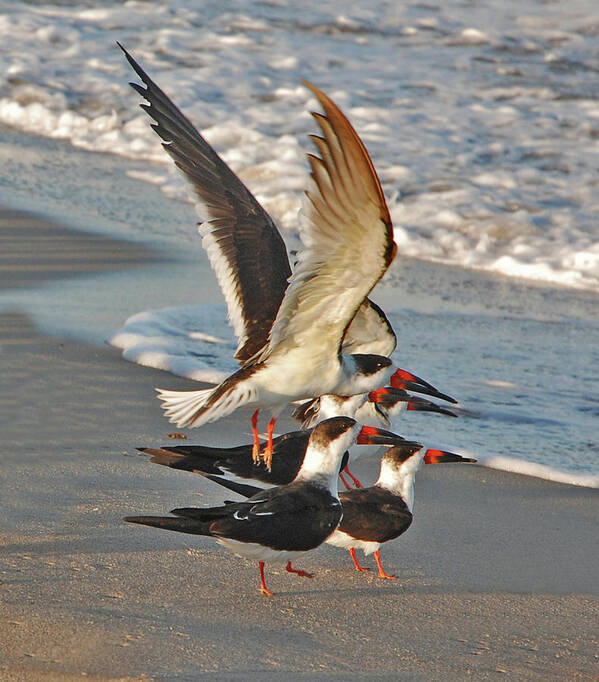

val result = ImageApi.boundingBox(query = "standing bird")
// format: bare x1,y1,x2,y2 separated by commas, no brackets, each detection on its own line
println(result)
326,445,476,578
199,443,476,580
295,384,457,430
124,417,407,596
136,420,407,490
119,45,453,467
292,385,458,487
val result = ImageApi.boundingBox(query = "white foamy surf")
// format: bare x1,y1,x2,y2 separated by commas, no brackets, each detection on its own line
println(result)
109,304,236,386
477,455,599,489
1,0,599,292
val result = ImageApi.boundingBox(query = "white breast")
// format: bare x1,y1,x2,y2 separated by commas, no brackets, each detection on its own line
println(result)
216,537,315,564
326,529,381,556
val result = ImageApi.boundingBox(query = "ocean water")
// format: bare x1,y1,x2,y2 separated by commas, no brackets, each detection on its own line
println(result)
1,0,599,290
0,1,598,487
108,265,599,489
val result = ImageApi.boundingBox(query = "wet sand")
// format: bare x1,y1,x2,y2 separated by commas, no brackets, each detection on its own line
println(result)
0,208,598,681
0,208,159,290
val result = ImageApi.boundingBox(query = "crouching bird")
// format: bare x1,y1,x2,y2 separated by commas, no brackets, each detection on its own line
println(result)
124,417,406,596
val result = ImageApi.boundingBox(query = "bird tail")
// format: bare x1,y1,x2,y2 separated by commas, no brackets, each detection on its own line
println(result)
292,398,320,428
123,515,213,536
138,445,238,476
156,372,258,428
156,387,214,427
200,474,262,499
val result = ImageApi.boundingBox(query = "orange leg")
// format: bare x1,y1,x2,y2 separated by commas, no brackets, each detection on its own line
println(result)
285,561,313,578
261,417,276,470
259,560,274,596
251,410,261,464
339,472,352,491
349,547,370,572
342,464,363,488
373,550,397,579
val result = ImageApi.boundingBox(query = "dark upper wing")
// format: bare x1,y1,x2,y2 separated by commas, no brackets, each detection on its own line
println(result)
138,429,311,485
168,484,294,522
122,47,397,365
211,483,342,551
201,474,264,499
338,486,413,543
125,480,341,548
119,44,291,363
123,514,214,536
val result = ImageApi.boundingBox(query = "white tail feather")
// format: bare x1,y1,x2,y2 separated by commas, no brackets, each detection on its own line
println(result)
156,387,213,427
156,384,258,428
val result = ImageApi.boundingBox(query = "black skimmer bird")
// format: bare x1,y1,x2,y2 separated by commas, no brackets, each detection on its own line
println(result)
292,385,457,487
198,443,476,581
136,420,405,491
356,385,458,426
124,417,406,596
294,385,457,430
327,444,476,578
120,45,455,468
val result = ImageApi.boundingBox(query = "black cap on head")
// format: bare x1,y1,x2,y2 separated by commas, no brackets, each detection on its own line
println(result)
310,416,357,448
382,441,424,464
353,354,393,376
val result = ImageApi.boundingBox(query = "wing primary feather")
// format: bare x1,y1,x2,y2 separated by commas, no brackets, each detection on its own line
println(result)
119,42,291,364
262,80,397,362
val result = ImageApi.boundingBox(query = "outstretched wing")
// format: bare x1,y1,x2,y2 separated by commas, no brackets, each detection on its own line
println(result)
261,81,396,366
120,44,291,363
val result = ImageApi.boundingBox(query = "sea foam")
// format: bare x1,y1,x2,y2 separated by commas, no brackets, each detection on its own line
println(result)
0,0,598,291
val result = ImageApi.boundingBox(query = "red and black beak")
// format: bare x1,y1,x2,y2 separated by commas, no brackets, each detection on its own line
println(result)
423,448,477,464
356,425,406,446
406,396,458,418
390,368,457,404
368,386,410,407
369,387,458,418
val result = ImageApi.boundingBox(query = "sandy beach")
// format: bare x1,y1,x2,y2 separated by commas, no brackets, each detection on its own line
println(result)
1,207,597,681
2,0,599,676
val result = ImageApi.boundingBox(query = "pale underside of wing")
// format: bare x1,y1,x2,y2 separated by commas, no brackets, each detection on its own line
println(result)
342,298,397,357
260,81,396,367
120,45,291,364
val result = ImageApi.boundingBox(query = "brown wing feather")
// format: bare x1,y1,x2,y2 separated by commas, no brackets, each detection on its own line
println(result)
120,44,291,363
262,82,397,365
